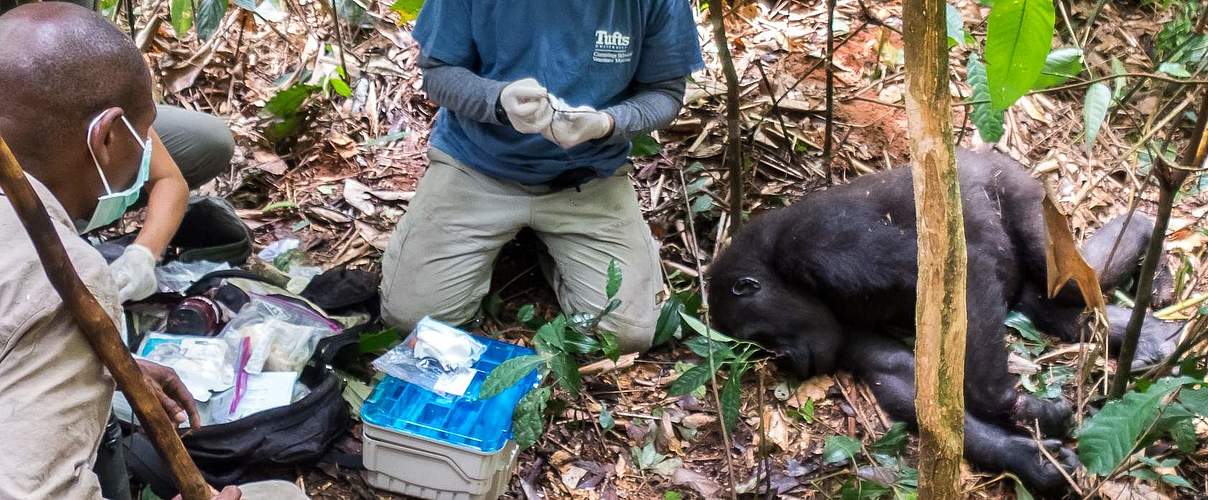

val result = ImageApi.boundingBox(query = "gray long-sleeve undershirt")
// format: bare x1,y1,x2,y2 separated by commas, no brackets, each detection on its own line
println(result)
419,56,687,145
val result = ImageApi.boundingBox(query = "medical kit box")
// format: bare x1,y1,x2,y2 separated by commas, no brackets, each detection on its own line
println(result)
361,335,540,500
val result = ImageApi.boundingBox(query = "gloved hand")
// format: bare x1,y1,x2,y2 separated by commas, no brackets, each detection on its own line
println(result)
499,78,554,134
110,244,158,303
542,102,614,149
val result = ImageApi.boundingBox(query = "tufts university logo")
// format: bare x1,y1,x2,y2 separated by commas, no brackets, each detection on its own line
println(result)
593,30,633,63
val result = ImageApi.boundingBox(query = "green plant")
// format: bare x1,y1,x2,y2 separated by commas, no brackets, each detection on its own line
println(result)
823,423,920,499
479,260,626,449
263,83,321,144
668,314,763,432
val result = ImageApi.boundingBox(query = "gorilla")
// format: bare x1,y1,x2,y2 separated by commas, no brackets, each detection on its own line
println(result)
706,149,1182,494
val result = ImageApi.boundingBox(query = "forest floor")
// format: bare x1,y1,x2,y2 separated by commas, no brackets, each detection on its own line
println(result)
128,0,1208,498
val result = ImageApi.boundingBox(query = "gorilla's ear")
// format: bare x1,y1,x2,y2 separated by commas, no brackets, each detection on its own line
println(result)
732,277,761,296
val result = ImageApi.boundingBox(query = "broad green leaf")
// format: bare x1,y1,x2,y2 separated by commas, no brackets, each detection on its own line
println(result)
667,363,717,397
1162,473,1193,488
1167,416,1197,453
512,386,551,449
195,0,226,41
561,329,601,355
682,335,736,360
390,0,424,24
170,0,195,38
1158,62,1191,78
1004,311,1046,343
679,312,740,343
946,4,965,48
1177,386,1208,415
357,328,399,354
870,422,909,455
966,53,1005,143
1076,376,1196,475
630,133,661,157
598,331,620,362
652,296,684,347
549,352,581,396
480,354,547,400
840,479,892,500
264,84,319,117
605,259,622,299
720,368,743,432
534,315,568,353
1110,57,1127,100
984,0,1055,109
1083,83,1111,152
663,492,683,500
330,77,353,97
1014,478,1035,500
1032,47,1083,89
599,403,615,430
516,304,536,325
823,435,861,465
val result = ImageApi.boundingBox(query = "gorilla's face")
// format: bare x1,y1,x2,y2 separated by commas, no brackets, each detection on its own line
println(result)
707,246,844,379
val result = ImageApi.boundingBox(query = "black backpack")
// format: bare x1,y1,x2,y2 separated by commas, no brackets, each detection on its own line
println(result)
127,325,366,496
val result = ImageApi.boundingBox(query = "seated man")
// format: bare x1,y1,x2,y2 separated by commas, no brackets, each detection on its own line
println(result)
381,0,703,352
0,4,297,499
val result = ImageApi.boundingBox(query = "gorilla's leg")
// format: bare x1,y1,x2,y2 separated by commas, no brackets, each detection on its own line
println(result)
964,251,1072,436
845,335,1079,495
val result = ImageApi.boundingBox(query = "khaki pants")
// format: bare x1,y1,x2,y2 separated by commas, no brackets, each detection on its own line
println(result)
381,149,662,352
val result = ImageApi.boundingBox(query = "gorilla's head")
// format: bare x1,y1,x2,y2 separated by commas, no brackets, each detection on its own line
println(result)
706,218,844,379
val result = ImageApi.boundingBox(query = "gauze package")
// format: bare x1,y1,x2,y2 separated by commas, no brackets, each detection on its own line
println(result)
372,317,486,397
220,294,341,373
138,333,235,402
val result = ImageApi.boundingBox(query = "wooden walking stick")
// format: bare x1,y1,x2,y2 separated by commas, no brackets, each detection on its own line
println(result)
0,137,211,500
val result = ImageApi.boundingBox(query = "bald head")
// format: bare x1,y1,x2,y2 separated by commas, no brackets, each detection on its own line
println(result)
0,2,153,217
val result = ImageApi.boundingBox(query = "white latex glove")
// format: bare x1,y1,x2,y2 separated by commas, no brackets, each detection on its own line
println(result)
499,78,554,134
542,102,614,150
110,244,158,303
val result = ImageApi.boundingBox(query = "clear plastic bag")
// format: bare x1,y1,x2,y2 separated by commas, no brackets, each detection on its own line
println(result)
137,333,235,402
372,317,486,397
155,260,231,293
220,295,341,373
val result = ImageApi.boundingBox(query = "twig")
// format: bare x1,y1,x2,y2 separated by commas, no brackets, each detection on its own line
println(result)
327,0,349,74
677,163,737,500
1031,423,1084,496
824,0,836,186
708,0,744,237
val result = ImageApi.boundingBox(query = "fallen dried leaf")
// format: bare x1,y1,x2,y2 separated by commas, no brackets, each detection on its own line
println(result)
251,150,288,175
343,179,376,216
671,467,722,498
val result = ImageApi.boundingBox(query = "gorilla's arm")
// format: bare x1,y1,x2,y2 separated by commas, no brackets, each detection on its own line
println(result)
843,334,1079,495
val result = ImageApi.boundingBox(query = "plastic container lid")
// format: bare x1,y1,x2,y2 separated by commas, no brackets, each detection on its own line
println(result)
362,335,540,454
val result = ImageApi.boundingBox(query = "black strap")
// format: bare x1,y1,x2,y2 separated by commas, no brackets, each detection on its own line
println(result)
183,269,280,296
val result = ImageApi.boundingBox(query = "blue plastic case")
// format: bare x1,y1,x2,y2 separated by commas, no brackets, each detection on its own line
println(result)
362,335,540,454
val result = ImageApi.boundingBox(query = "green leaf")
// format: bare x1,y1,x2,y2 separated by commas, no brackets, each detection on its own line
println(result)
870,422,909,456
561,329,601,355
195,0,226,41
512,386,551,449
1076,376,1196,475
599,331,620,362
630,133,662,157
1178,386,1208,415
1158,62,1192,78
264,84,319,117
1167,416,1197,453
534,315,568,353
605,259,623,299
946,4,965,47
358,328,399,354
966,53,1005,143
1161,473,1193,488
549,352,581,396
390,0,424,23
1032,47,1083,89
1110,57,1127,100
668,364,717,397
480,354,547,400
841,479,892,500
330,77,353,97
679,313,740,343
170,0,195,38
1014,477,1035,500
682,335,736,360
517,304,536,325
1083,83,1112,152
720,367,743,432
663,492,683,500
599,403,615,430
653,296,685,347
823,435,861,465
984,0,1055,109
1004,311,1047,343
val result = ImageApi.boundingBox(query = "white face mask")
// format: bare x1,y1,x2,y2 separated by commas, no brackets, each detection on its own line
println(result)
77,113,152,234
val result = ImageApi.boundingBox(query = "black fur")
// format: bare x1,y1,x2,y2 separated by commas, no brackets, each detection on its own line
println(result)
707,149,1181,494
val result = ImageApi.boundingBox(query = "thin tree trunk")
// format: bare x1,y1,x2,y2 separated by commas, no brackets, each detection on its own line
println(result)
709,0,744,233
1110,93,1206,398
902,0,967,496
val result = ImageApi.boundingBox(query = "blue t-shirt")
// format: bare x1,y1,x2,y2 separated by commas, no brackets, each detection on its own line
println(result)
412,0,704,185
